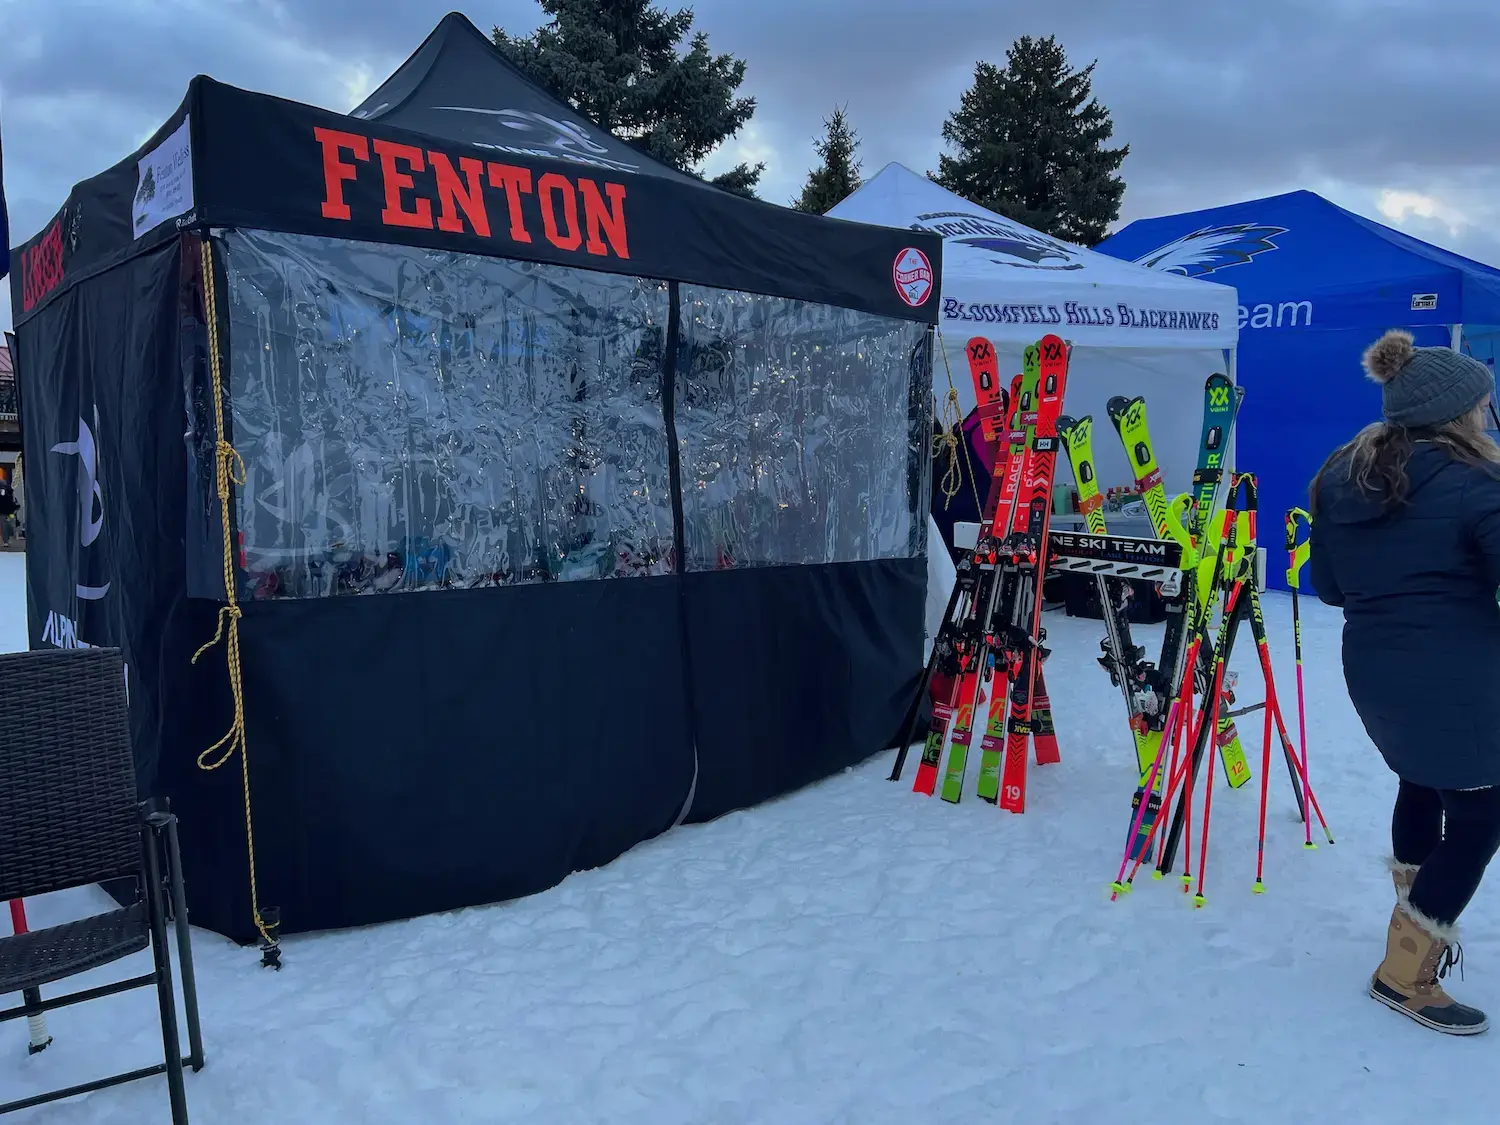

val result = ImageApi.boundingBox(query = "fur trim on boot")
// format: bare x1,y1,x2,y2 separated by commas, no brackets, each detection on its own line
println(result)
1370,894,1488,1035
1387,856,1421,898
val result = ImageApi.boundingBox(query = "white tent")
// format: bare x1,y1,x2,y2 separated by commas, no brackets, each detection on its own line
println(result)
830,164,1240,507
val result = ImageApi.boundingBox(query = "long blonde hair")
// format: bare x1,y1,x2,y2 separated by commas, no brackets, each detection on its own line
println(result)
1309,402,1500,517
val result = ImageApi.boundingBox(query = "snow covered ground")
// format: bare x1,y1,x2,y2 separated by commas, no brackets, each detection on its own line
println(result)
2,551,1495,1124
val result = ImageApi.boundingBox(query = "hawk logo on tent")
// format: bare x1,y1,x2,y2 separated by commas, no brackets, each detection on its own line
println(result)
426,106,642,174
1131,223,1288,278
51,407,109,601
910,210,1084,271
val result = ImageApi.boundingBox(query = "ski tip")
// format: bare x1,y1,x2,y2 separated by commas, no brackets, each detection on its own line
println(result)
1251,881,1266,895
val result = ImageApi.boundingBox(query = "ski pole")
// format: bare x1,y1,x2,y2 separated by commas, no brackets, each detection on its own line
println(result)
1194,672,1223,908
1188,571,1253,904
1267,693,1336,845
1118,689,1213,892
1155,689,1188,872
1116,490,1252,893
1181,691,1198,891
9,899,52,1054
1245,587,1308,823
1110,670,1188,897
1118,720,1194,890
1253,660,1276,892
1286,507,1315,847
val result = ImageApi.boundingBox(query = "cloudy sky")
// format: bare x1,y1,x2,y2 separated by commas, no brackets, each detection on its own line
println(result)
3,0,1499,331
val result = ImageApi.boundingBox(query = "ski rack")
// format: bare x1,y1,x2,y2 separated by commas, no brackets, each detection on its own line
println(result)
1047,530,1185,596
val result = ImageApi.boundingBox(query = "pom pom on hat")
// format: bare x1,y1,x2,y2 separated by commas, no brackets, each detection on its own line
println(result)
1363,330,1415,385
1368,328,1495,428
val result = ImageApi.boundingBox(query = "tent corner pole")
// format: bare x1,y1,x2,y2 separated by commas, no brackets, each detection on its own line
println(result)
1226,345,1238,477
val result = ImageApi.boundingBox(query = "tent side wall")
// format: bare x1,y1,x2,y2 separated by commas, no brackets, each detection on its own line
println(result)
5,234,225,804
181,226,702,939
177,226,931,940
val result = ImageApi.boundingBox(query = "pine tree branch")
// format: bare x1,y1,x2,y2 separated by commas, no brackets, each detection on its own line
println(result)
490,0,762,184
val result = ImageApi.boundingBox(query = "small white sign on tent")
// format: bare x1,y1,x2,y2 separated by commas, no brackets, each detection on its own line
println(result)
829,164,1240,507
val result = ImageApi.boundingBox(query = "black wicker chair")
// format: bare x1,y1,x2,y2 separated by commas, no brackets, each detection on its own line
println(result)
0,647,204,1122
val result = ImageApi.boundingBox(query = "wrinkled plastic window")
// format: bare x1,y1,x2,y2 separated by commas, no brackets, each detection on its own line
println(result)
675,286,928,569
217,229,673,598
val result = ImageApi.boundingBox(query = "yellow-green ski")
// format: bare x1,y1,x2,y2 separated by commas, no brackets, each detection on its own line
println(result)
1107,394,1251,790
1058,414,1154,775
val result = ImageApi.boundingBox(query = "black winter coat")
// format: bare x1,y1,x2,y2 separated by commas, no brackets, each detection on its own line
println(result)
1310,444,1500,790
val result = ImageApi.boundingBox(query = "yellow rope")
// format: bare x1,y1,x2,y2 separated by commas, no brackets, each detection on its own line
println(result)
191,238,278,955
929,328,984,514
933,385,964,507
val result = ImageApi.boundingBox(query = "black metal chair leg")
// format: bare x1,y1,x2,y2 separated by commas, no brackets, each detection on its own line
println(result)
162,818,205,1071
143,828,191,1124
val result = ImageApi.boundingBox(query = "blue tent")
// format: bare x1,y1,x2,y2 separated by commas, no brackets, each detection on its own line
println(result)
1098,189,1500,590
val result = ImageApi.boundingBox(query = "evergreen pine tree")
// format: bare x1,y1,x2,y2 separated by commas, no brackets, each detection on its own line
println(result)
933,36,1128,246
792,106,862,214
494,0,764,197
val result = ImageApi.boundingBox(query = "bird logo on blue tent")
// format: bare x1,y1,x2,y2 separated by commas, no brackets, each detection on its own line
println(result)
911,211,1084,271
1131,223,1288,278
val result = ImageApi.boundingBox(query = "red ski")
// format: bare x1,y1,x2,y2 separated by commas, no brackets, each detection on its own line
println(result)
998,334,1070,813
968,336,1005,445
912,344,1016,796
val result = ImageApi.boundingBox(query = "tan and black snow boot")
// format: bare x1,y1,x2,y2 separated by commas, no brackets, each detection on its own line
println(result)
1370,902,1488,1035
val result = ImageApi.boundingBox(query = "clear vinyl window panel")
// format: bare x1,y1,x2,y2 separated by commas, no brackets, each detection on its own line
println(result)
675,286,929,570
217,229,673,599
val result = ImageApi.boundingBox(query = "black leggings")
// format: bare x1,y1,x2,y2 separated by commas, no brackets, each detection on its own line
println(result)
1392,779,1500,926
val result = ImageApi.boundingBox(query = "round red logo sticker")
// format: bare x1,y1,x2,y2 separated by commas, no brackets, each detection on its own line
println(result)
893,247,934,307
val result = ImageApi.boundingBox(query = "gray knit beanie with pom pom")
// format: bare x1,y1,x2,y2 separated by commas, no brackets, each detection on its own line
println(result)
1364,329,1494,428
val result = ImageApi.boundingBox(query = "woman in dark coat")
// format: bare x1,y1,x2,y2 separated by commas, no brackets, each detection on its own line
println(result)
1309,328,1500,1036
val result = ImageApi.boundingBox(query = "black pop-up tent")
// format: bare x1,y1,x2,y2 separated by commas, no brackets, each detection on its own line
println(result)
7,13,939,944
